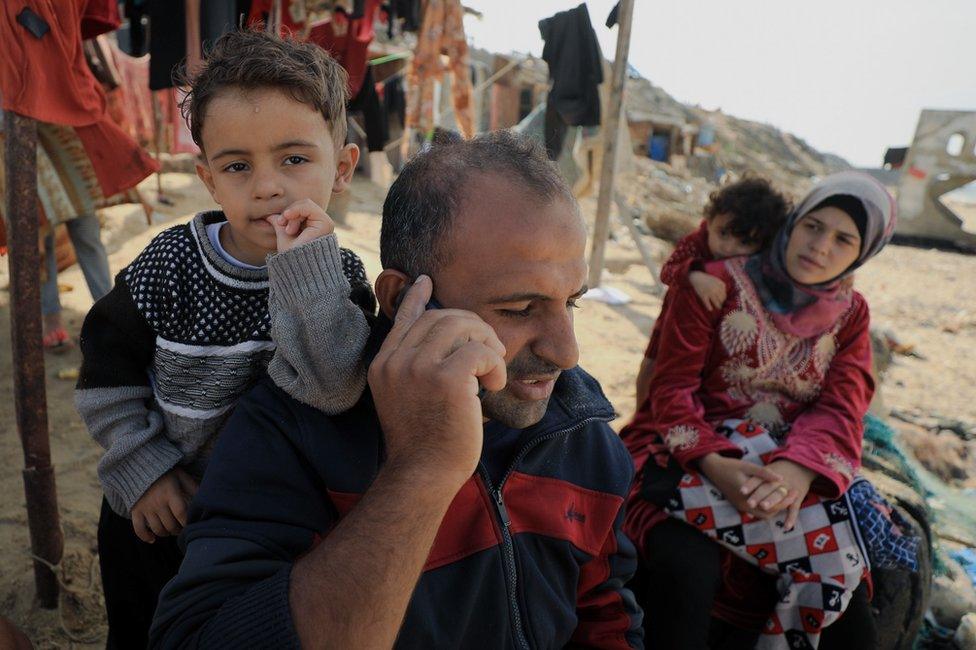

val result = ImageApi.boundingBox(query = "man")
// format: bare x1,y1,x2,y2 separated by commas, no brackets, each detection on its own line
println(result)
150,131,643,649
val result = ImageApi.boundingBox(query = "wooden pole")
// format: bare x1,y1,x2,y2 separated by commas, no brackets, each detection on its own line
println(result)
587,0,635,289
4,111,64,609
614,193,662,291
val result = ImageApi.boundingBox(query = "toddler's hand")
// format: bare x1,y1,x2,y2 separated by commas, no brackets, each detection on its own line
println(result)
689,271,727,311
268,199,336,253
130,468,199,543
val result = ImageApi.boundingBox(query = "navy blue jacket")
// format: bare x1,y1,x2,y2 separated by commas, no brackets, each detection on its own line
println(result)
150,365,643,649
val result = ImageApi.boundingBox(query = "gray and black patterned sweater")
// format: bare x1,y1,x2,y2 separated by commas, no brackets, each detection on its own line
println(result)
76,211,375,516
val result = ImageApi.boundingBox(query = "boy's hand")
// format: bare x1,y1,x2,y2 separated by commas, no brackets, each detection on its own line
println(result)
739,459,816,531
689,271,727,311
267,199,336,253
130,468,199,543
698,453,784,518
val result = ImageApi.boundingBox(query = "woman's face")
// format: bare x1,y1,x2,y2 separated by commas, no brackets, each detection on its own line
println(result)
784,206,862,285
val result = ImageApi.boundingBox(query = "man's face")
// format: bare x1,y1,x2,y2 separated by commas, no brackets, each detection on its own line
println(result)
195,87,355,264
432,175,587,430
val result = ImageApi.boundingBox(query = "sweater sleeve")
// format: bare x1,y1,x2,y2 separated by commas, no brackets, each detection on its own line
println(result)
75,276,182,515
659,222,710,288
149,383,331,649
266,234,376,414
648,279,742,471
766,297,874,498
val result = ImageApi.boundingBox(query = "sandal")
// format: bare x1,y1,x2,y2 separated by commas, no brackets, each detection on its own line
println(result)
42,327,74,353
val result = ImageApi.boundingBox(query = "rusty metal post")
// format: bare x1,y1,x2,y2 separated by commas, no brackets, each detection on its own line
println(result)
4,110,63,609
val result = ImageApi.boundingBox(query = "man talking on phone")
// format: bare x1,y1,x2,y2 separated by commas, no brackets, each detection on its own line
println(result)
151,131,643,649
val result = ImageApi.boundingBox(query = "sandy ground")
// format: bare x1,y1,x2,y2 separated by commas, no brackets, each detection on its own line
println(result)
2,173,975,647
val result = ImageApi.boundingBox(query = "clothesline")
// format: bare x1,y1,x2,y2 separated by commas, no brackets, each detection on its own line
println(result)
382,54,521,151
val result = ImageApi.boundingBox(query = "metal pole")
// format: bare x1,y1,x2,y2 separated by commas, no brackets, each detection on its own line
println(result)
4,111,63,609
587,0,635,289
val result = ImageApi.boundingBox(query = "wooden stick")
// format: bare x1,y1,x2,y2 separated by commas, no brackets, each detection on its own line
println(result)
4,110,63,609
613,192,661,292
587,0,635,289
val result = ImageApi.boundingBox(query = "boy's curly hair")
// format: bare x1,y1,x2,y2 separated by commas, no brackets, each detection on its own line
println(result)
704,176,791,247
179,29,349,151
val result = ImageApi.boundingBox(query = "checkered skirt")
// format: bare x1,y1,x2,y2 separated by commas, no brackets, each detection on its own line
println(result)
663,420,871,650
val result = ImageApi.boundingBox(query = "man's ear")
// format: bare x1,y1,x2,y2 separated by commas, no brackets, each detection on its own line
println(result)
374,268,411,319
195,160,219,203
332,143,360,194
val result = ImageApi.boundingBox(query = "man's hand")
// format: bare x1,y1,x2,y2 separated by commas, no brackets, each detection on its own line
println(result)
739,459,816,530
698,453,784,518
688,271,727,311
267,198,336,253
130,468,199,543
368,276,507,488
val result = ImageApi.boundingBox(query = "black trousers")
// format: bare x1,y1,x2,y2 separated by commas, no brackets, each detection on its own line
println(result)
97,497,183,649
635,518,878,649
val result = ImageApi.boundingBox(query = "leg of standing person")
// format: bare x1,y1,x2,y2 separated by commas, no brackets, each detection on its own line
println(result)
65,214,112,301
40,229,73,350
639,518,724,650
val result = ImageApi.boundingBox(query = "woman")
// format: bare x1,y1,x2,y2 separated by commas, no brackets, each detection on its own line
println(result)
621,172,916,649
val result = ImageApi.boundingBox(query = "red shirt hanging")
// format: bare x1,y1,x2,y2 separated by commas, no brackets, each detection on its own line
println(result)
0,0,157,197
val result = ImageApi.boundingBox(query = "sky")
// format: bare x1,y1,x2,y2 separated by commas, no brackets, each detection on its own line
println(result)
461,0,976,169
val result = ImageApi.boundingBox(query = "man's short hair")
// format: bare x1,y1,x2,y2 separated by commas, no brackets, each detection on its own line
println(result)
380,130,576,277
180,29,349,150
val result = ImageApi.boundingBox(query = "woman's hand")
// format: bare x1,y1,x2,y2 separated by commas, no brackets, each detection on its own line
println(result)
698,453,784,518
740,459,817,530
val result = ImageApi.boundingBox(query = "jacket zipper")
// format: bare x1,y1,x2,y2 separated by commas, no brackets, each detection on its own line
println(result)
480,416,604,650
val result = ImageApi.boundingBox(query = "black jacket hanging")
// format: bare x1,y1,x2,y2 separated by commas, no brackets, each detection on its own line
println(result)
539,3,603,128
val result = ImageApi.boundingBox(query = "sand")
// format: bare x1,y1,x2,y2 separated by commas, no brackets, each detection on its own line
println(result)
1,173,974,647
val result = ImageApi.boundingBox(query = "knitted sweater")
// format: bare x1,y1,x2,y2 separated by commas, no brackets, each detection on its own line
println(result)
76,211,374,516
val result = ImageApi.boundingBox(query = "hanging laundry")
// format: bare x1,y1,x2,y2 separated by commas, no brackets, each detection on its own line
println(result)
404,0,474,139
84,35,122,90
308,0,382,96
81,0,121,39
539,3,603,158
384,74,406,128
0,119,144,254
247,0,307,34
105,41,155,147
348,67,387,151
605,2,620,29
382,0,421,38
120,0,149,57
0,0,158,198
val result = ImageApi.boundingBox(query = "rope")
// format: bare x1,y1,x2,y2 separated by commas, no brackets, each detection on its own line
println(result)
25,540,105,644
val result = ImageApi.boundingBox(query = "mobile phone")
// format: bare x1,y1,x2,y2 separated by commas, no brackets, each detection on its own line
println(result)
394,283,487,400
16,8,50,39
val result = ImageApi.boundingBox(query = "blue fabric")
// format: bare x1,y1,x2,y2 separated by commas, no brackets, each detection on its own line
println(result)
848,478,920,571
481,421,525,487
949,548,976,591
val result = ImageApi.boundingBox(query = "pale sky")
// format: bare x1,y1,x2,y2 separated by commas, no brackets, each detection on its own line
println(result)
462,0,976,168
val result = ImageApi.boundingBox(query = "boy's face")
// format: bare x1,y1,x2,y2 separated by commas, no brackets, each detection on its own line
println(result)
706,212,762,259
196,87,357,263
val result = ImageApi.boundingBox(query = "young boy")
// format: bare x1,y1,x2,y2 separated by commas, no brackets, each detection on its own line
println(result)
75,30,374,648
634,177,791,404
